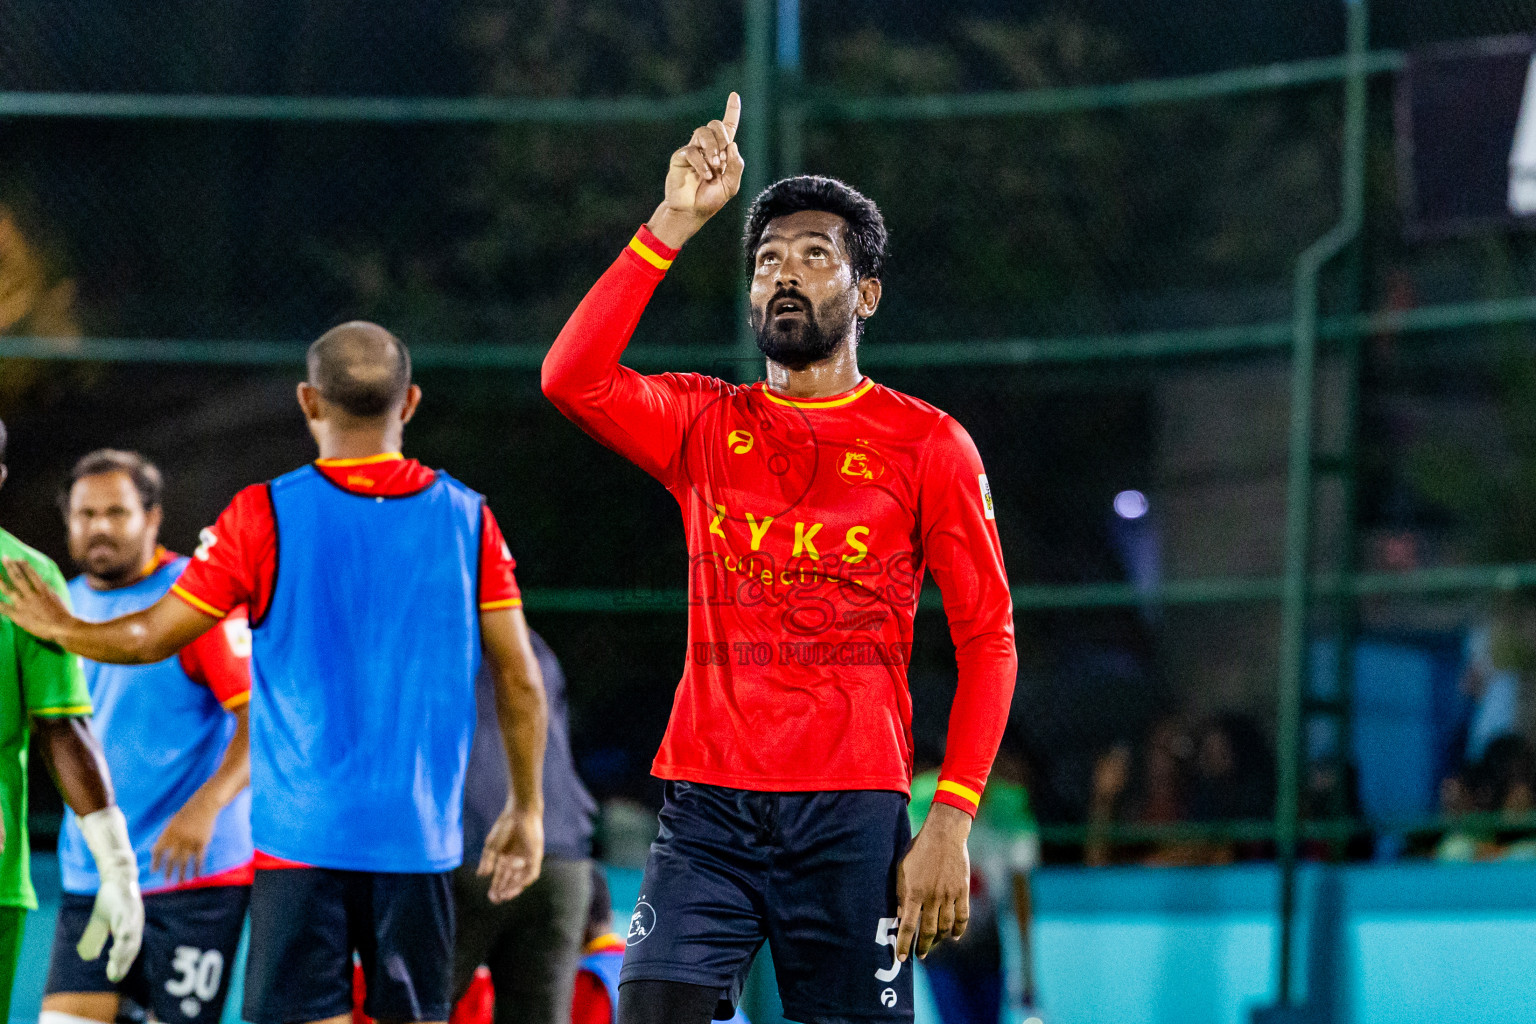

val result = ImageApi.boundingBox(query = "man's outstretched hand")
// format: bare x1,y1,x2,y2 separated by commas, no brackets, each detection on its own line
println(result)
895,801,973,962
647,92,745,251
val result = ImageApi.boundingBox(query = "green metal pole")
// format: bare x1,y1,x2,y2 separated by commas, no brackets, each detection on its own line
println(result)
0,52,1404,125
776,0,804,175
1274,0,1368,1007
7,295,1536,368
736,0,774,382
1325,202,1369,836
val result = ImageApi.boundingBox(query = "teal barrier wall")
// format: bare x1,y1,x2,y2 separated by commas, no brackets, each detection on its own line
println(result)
1032,862,1536,1024
13,858,1536,1024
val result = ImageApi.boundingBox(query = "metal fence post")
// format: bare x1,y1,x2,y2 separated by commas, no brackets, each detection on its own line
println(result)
776,0,804,175
1271,0,1369,1012
736,0,775,381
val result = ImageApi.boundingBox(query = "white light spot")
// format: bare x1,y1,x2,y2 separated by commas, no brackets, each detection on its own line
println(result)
1025,1018,1044,1024
1114,489,1149,520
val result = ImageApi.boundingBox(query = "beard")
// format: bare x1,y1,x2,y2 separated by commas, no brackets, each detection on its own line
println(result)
75,538,141,586
751,291,851,371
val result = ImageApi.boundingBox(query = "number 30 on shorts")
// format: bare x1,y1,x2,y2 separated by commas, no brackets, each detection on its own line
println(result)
166,946,224,1002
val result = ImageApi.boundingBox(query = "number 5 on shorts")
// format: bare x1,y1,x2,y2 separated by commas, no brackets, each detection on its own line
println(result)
874,917,902,982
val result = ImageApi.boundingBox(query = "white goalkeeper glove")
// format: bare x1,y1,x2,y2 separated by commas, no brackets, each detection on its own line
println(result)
77,806,143,982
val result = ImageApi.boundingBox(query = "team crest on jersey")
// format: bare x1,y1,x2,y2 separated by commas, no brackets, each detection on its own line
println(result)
726,429,755,455
837,442,885,485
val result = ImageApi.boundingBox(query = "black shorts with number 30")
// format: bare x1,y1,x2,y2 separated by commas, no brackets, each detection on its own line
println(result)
620,781,914,1024
45,883,250,1024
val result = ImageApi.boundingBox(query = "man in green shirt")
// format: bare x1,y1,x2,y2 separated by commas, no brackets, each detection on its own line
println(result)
909,757,1040,1024
0,419,143,1020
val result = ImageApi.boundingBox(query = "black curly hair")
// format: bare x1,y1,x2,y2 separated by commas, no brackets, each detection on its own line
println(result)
742,175,887,280
59,449,163,515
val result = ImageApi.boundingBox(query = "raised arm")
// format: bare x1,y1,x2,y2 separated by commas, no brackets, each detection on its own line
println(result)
0,559,216,663
476,603,548,903
540,93,745,482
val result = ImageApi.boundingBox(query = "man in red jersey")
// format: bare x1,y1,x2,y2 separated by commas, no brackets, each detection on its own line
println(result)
542,93,1017,1024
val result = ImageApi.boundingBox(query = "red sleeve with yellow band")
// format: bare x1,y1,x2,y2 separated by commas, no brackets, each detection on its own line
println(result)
541,226,712,486
920,417,1018,818
477,504,522,611
172,484,275,622
178,605,253,709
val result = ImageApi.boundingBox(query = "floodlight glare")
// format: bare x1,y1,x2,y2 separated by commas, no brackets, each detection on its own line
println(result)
1114,489,1149,520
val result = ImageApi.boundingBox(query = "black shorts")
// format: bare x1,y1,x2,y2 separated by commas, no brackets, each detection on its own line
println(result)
242,867,453,1024
45,884,250,1024
620,782,913,1024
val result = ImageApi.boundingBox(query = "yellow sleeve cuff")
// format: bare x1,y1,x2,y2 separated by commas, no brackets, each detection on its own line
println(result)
628,235,674,271
479,598,523,611
936,780,982,810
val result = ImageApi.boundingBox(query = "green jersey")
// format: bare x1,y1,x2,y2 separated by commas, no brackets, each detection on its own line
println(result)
909,770,1037,836
910,769,1039,889
0,529,92,909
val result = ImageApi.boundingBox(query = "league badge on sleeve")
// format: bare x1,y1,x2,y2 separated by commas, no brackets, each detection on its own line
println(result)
978,473,995,520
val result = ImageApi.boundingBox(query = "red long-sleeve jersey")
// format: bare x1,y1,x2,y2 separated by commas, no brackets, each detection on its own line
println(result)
543,225,1017,816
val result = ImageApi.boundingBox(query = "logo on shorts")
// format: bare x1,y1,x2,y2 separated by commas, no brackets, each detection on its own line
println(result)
881,989,898,1008
627,900,657,945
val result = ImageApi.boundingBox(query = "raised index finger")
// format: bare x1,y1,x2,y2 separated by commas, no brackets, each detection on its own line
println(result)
721,91,741,142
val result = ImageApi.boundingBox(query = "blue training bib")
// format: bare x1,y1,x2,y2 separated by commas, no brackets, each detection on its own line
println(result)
250,465,483,872
61,559,253,893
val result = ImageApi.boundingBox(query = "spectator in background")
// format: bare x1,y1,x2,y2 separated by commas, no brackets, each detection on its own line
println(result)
1186,714,1276,864
1088,713,1275,867
1300,758,1371,862
1188,714,1276,823
571,865,625,1024
1436,732,1536,862
572,865,746,1024
1086,715,1194,866
1456,619,1525,767
908,742,1040,1024
455,630,598,1024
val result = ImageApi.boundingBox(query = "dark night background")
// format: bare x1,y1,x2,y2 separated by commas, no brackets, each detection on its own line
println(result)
5,0,1536,838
